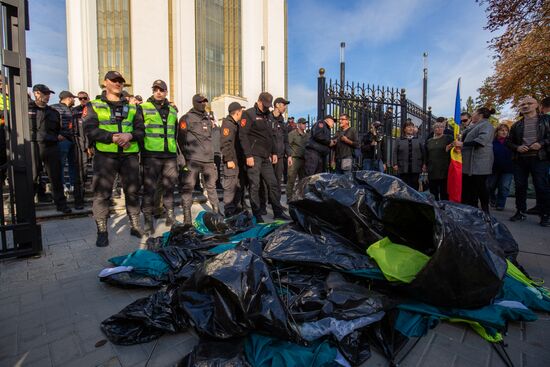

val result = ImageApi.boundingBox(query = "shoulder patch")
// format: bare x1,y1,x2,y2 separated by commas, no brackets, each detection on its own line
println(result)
318,122,324,128
180,120,187,130
223,127,230,136
240,119,247,128
82,106,88,118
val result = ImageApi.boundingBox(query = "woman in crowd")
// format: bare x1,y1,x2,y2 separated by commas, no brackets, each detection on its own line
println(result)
488,124,514,211
425,121,453,200
392,121,425,190
454,107,495,213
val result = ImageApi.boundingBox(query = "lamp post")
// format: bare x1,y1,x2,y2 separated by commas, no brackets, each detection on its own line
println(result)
340,42,345,93
261,46,265,91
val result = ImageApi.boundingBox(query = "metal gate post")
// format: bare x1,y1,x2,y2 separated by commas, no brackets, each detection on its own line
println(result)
317,68,326,121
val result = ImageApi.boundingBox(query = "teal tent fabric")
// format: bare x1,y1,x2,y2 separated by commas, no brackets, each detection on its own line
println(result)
208,222,287,255
499,275,550,313
395,310,440,338
244,334,339,367
109,249,169,279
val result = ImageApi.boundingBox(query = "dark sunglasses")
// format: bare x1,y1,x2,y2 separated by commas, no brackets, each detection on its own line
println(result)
460,119,469,123
78,96,89,100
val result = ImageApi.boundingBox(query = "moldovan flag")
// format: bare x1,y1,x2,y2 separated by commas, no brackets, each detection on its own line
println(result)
447,78,462,203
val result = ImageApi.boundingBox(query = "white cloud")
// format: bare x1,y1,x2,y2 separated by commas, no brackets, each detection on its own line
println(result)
288,84,318,118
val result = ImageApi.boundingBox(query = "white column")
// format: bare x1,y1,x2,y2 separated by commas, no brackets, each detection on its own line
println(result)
172,0,196,114
66,0,100,98
266,0,285,100
241,0,264,105
130,0,170,98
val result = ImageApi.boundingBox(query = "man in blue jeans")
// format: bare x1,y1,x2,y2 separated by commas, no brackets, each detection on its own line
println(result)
506,96,550,227
51,91,84,209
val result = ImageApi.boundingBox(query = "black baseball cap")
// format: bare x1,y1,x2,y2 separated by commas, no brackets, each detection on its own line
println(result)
152,80,167,90
297,117,307,124
228,101,246,113
59,91,75,99
193,93,208,103
258,92,273,108
324,114,335,121
32,84,55,94
104,71,126,83
274,97,290,106
135,95,143,102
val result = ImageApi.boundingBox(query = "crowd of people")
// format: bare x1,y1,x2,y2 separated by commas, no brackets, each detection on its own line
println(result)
17,70,550,248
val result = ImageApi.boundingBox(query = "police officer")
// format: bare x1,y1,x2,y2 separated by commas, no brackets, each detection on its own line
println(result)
178,94,220,224
220,101,246,217
239,92,290,223
140,80,179,234
29,84,71,213
304,115,336,176
51,91,85,210
286,117,310,201
83,71,145,247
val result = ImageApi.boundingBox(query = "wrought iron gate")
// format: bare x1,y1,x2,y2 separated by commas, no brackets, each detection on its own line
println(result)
316,68,436,167
1,0,42,259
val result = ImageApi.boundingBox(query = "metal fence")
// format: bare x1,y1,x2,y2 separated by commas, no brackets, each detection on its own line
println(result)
1,0,42,259
316,68,436,167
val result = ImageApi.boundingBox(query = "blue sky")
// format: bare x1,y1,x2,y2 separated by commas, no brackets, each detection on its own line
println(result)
27,0,495,118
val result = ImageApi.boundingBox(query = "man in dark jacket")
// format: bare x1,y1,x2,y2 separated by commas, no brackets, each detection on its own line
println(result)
506,96,550,226
286,117,309,201
304,115,336,176
52,91,85,210
361,121,386,172
178,94,219,224
141,80,179,234
220,101,246,217
29,84,71,213
334,114,359,174
83,71,145,246
239,92,289,222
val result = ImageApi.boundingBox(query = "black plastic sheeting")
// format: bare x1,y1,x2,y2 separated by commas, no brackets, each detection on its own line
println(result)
201,211,255,235
263,225,377,273
291,171,513,308
178,339,249,367
99,272,163,289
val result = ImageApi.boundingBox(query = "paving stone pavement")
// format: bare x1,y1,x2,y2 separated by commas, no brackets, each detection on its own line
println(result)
0,199,549,367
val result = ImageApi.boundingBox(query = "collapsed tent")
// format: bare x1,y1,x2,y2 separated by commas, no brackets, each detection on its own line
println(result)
97,172,548,367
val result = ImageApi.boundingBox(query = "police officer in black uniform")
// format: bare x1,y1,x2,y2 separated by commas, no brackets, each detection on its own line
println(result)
178,94,220,224
239,92,290,223
304,115,336,176
141,80,179,234
270,97,291,190
29,84,71,213
220,101,246,217
83,71,145,247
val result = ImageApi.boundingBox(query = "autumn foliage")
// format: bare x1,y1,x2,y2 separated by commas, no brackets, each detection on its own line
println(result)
477,0,550,105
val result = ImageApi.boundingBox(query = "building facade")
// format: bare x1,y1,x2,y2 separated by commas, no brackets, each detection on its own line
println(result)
66,0,287,120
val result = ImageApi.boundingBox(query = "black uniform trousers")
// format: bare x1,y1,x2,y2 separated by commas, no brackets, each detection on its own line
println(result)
259,158,283,210
246,156,284,217
72,142,85,206
91,153,140,220
38,143,67,208
222,164,247,217
304,148,326,176
181,160,219,209
142,156,178,215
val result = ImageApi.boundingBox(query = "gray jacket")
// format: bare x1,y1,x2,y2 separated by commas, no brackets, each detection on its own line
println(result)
392,136,425,174
462,119,494,176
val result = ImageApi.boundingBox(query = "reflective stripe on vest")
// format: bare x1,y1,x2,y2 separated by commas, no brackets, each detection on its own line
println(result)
141,101,177,153
91,99,139,153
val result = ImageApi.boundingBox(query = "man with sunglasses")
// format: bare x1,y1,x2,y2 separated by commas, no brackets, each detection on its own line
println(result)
140,80,179,234
83,71,145,247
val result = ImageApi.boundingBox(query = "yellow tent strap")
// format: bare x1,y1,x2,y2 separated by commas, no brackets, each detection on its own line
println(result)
447,318,503,343
506,260,550,297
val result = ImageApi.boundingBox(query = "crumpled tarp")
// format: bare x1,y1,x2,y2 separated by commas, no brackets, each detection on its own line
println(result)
291,171,511,308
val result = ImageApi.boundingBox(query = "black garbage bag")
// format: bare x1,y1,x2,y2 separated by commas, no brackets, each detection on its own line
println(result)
337,327,372,366
177,248,292,340
292,172,509,308
263,225,377,273
158,246,207,281
365,309,409,364
291,173,382,248
178,338,250,367
101,285,187,345
202,210,255,235
99,272,163,288
436,201,518,261
166,223,206,249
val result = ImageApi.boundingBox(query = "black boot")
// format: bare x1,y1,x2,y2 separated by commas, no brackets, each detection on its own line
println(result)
143,214,154,236
183,207,193,225
96,219,109,247
129,215,144,238
165,208,176,227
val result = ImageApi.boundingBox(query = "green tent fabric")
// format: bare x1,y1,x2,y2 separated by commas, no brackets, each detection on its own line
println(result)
366,237,430,283
244,333,339,367
506,260,550,299
109,249,169,279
